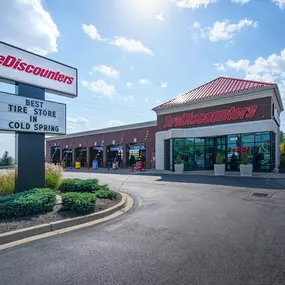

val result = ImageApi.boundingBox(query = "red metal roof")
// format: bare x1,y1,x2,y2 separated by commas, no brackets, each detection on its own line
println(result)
154,77,275,110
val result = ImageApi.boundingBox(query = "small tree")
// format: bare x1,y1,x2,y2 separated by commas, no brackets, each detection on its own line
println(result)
0,151,14,166
241,152,249,165
215,153,223,165
175,155,182,165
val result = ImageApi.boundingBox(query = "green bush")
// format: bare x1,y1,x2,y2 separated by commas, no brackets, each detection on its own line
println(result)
94,185,118,200
59,179,99,193
242,153,249,165
215,153,223,165
45,163,63,190
0,171,15,196
61,192,96,213
175,155,182,165
0,188,56,218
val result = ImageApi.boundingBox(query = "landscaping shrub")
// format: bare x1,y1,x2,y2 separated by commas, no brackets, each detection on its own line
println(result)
59,178,99,193
0,188,56,218
0,170,15,196
61,192,96,213
242,153,249,165
215,153,223,165
45,163,63,190
94,185,118,200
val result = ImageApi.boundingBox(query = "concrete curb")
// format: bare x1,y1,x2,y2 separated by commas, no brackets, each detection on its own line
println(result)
0,192,130,245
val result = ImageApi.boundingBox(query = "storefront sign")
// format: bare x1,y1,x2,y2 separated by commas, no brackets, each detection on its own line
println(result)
0,92,66,134
94,147,104,151
110,146,123,151
0,41,77,97
164,105,258,129
130,145,146,150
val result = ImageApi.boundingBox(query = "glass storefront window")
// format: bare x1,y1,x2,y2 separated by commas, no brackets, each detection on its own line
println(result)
167,132,275,172
228,143,241,171
195,138,204,170
241,133,254,143
255,132,270,143
174,139,185,167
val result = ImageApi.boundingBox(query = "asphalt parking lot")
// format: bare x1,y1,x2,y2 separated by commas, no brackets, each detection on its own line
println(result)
1,172,285,285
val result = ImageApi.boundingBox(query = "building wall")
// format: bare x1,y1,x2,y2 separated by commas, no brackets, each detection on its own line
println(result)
157,97,272,132
46,125,157,168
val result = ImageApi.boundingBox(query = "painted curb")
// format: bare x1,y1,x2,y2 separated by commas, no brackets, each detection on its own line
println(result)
0,192,129,245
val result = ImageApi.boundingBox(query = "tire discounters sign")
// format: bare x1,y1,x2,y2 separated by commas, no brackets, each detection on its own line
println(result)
0,41,77,97
0,92,66,135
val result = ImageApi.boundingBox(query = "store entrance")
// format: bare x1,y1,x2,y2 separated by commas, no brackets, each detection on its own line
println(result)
75,147,87,167
126,144,146,168
51,146,60,164
107,146,123,168
204,137,226,170
62,149,73,167
89,146,104,168
172,137,226,171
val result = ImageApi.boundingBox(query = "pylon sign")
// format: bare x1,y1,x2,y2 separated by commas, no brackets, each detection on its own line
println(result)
0,41,77,192
0,41,77,98
0,92,66,134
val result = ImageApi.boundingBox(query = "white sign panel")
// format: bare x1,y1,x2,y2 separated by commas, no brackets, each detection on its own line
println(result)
0,92,66,134
0,41,77,97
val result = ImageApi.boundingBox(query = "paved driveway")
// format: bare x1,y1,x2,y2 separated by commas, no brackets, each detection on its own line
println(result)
1,173,285,285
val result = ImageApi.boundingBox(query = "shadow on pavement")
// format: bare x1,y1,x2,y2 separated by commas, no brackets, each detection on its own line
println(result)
152,174,285,190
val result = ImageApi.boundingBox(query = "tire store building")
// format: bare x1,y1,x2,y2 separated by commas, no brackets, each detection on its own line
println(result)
46,77,283,172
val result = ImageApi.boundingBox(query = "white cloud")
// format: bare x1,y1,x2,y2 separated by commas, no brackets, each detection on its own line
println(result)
145,97,149,103
126,82,133,88
156,12,164,22
67,116,89,125
123,95,135,101
161,82,168,88
82,79,116,99
82,25,153,56
231,0,250,3
193,19,257,41
193,21,201,29
81,79,88,87
226,49,285,78
273,0,285,9
225,49,285,87
113,37,154,55
139,79,150,85
156,100,161,103
244,73,278,83
214,63,226,71
108,120,125,126
0,0,59,56
93,65,119,78
174,0,216,9
82,24,101,40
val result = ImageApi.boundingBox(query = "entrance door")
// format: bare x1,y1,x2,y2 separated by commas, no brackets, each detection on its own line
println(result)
205,137,226,170
205,146,215,170
89,146,104,168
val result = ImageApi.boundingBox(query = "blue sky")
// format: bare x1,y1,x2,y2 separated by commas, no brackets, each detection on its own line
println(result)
1,0,285,157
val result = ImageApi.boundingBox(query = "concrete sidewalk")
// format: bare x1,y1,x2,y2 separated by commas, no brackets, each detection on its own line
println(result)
64,167,285,179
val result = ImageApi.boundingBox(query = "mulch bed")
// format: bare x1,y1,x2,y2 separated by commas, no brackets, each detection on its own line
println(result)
0,194,122,234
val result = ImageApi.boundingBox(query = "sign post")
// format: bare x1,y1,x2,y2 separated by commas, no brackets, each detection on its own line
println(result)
0,41,77,192
15,84,46,191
